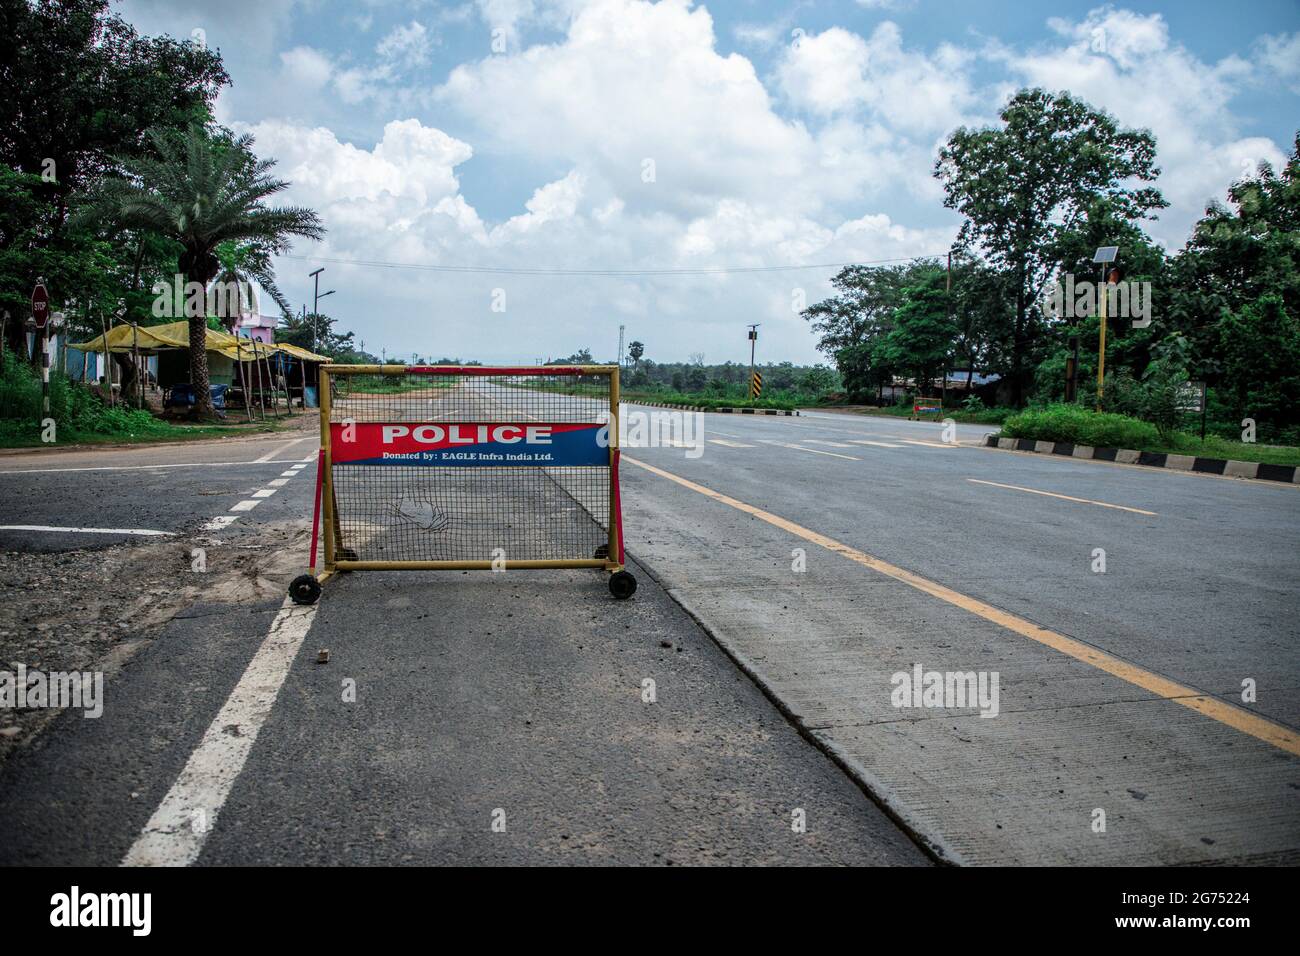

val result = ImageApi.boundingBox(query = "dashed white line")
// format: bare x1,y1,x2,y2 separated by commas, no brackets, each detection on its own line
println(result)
122,597,319,867
846,440,904,448
0,459,311,476
0,524,175,537
251,489,278,499
252,436,313,463
229,500,261,513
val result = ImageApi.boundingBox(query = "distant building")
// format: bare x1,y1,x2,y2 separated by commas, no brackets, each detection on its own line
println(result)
237,313,278,344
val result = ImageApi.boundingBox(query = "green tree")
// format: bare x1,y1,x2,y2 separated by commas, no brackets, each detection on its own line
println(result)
627,340,644,369
0,0,228,347
803,261,935,401
873,269,957,393
936,88,1166,405
77,126,323,418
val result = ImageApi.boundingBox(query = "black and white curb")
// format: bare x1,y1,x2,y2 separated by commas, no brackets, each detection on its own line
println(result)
985,435,1300,484
630,401,799,416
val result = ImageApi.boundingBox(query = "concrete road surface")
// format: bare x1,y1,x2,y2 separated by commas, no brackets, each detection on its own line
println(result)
1,396,1296,866
618,403,1300,864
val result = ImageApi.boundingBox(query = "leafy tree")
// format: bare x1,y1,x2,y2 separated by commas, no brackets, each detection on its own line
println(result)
936,88,1166,405
802,261,935,401
276,310,357,360
627,340,644,368
872,268,957,392
76,125,323,418
0,0,228,344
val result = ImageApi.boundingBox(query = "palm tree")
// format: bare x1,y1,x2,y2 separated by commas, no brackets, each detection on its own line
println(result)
78,125,323,418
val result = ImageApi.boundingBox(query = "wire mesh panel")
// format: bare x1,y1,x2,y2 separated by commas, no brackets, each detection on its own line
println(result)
324,366,617,567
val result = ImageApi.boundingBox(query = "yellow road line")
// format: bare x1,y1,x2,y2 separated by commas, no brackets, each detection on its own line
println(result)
624,455,1299,757
968,478,1158,516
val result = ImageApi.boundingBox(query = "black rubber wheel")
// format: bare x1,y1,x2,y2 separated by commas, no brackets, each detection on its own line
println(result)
608,570,637,600
288,574,321,605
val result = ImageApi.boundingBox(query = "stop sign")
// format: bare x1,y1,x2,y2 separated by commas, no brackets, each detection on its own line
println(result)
31,281,50,331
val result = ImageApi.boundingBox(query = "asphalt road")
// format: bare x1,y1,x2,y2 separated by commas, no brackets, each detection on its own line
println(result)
0,426,926,866
1,399,1296,866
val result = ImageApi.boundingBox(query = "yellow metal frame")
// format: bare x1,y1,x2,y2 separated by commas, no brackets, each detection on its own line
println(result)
313,364,624,581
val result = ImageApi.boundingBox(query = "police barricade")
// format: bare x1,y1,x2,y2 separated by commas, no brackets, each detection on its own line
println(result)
288,365,635,604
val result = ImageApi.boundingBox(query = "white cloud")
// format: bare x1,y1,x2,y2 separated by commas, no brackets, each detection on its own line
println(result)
777,23,980,136
376,21,433,68
279,46,332,90
1256,32,1300,94
201,2,1293,362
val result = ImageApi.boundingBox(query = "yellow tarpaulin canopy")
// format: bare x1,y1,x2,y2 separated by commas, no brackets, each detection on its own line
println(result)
71,320,330,363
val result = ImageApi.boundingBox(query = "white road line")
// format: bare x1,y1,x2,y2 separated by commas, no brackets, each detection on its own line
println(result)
758,439,859,461
229,500,261,512
278,471,298,478
708,439,755,448
122,597,318,867
804,439,853,448
899,439,957,449
267,478,290,487
0,524,174,537
251,488,278,499
0,459,310,476
201,515,238,532
846,440,904,448
252,437,313,463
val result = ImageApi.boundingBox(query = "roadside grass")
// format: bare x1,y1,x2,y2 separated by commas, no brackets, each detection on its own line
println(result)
513,380,801,410
814,402,1012,425
997,403,1300,467
0,417,290,449
1146,433,1300,467
0,348,297,448
624,389,798,411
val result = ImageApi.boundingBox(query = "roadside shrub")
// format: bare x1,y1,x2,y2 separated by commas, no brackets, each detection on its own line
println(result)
0,347,166,440
1000,403,1159,449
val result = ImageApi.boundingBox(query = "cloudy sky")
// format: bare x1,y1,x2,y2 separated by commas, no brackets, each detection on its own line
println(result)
114,0,1300,365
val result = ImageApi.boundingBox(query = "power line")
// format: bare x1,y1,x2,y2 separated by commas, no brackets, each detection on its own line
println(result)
279,252,948,278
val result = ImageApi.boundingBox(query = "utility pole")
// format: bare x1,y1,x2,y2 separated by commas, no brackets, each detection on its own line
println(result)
1093,246,1118,411
617,324,625,369
309,268,336,353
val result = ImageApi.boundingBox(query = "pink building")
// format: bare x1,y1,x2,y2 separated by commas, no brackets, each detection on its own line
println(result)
238,313,278,344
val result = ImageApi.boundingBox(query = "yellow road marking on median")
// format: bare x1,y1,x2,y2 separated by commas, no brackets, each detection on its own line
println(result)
624,456,1299,757
968,478,1158,516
